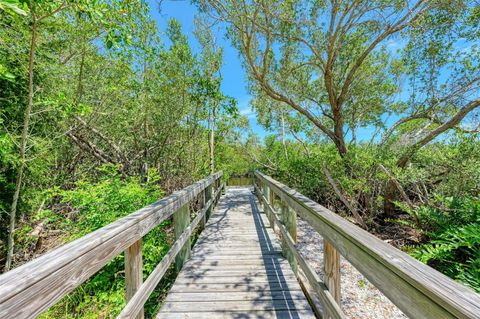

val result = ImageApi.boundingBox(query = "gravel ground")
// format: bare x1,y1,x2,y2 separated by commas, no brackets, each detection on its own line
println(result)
296,217,407,319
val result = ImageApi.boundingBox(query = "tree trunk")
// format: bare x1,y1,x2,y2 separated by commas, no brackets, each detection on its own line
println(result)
383,99,480,217
333,103,348,157
209,106,216,175
281,111,288,159
336,137,348,156
5,13,37,272
351,125,357,144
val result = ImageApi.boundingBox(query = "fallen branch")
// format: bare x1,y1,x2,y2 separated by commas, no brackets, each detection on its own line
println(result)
74,116,128,165
322,166,367,228
378,164,420,227
66,130,115,165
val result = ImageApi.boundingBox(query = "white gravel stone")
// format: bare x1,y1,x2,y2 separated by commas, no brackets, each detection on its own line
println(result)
295,217,407,319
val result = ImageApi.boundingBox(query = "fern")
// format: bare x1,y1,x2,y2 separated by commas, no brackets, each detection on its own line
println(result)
410,196,480,292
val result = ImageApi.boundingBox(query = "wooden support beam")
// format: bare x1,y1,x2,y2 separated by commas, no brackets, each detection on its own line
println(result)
269,189,276,229
174,204,191,271
205,184,213,220
280,201,297,275
263,184,271,225
324,239,341,307
281,201,297,242
214,179,219,204
200,190,206,230
125,239,144,319
256,180,263,207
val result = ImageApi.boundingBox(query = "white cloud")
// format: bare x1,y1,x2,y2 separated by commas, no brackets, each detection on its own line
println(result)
237,97,257,119
240,107,257,118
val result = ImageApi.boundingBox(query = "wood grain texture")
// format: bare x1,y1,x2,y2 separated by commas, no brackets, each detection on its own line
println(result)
157,310,317,319
205,184,213,220
157,187,315,319
174,204,191,271
255,171,480,319
324,239,341,305
125,240,144,319
279,200,298,275
200,190,206,229
0,172,222,319
255,184,345,319
118,196,213,319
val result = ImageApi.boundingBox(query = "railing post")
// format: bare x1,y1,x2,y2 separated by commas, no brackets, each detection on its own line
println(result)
280,201,297,274
213,178,219,205
263,184,270,222
174,203,191,271
125,239,144,319
269,189,276,229
200,190,206,229
255,178,263,207
324,239,341,306
205,183,213,220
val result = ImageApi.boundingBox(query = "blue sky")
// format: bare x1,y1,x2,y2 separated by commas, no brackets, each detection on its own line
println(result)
146,0,398,143
146,1,476,144
147,0,269,138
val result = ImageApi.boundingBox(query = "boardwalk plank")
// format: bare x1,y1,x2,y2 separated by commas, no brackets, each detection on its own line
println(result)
157,187,315,319
157,310,316,319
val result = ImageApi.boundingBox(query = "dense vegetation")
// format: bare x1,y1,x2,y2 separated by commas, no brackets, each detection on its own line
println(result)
203,0,479,292
246,135,480,292
1,0,479,317
0,0,250,316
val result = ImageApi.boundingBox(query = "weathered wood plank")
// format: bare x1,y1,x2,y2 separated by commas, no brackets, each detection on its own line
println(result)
157,310,316,319
118,196,213,319
164,290,307,302
174,203,191,271
160,299,312,312
182,263,292,272
0,172,222,318
173,275,298,285
324,239,341,305
180,268,296,278
125,240,144,319
205,184,213,220
200,190,206,229
256,171,480,319
184,258,291,268
280,200,297,275
167,281,310,293
157,187,315,318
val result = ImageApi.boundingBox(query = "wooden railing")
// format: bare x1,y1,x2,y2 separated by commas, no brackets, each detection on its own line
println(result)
0,172,224,319
254,171,480,319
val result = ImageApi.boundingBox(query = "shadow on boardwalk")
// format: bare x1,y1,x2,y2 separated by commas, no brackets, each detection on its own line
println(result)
157,187,315,319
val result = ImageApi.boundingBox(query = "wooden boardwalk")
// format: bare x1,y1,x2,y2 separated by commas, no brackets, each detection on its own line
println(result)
2,172,479,319
157,187,316,319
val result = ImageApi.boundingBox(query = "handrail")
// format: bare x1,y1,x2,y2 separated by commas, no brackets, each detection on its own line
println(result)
0,171,223,318
254,171,480,319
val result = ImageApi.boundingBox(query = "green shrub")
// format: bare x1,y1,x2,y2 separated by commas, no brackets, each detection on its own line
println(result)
410,196,480,292
40,166,171,318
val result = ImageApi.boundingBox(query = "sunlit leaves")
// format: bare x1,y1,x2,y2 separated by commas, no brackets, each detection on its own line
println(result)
0,0,28,16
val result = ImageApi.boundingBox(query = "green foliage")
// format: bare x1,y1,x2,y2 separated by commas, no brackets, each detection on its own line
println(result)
38,166,170,318
54,166,163,238
0,0,243,262
253,135,480,292
410,196,480,292
0,0,27,16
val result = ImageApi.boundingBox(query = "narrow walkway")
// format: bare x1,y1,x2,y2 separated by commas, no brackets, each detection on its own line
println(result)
157,187,316,319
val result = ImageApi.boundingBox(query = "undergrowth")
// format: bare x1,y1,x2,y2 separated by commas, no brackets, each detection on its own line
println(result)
407,196,480,292
36,166,173,318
